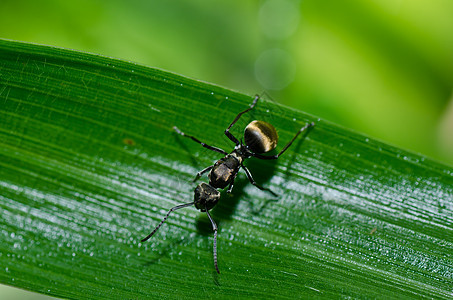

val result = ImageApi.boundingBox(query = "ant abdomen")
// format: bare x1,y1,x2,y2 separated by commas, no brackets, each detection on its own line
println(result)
244,120,278,154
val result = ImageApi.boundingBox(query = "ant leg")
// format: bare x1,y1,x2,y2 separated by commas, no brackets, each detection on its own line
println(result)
241,164,278,197
276,122,315,157
226,174,238,193
193,165,213,182
252,122,315,160
206,208,220,274
174,126,228,155
224,95,260,145
141,202,194,242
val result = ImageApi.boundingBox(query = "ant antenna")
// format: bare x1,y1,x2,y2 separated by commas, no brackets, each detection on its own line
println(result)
205,208,219,274
141,202,195,242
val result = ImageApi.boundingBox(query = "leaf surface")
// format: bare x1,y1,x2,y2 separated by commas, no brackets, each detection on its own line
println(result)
0,40,452,299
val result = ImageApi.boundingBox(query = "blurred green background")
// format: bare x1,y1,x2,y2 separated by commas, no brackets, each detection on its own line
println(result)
0,0,452,298
1,0,452,165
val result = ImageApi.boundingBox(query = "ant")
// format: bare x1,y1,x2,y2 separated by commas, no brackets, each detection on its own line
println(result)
141,95,315,273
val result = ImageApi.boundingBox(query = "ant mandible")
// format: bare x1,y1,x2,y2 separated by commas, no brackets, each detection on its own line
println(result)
141,94,315,273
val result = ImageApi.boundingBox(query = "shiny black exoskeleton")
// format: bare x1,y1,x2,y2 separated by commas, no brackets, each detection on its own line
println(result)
208,153,242,190
141,95,315,274
194,182,220,211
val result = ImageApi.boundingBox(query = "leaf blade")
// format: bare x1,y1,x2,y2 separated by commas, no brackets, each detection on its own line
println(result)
0,39,452,299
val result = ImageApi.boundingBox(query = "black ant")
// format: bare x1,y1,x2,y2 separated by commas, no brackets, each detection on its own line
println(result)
141,95,315,273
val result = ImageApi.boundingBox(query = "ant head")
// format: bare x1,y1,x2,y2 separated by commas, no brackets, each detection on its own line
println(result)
244,120,278,154
194,183,220,211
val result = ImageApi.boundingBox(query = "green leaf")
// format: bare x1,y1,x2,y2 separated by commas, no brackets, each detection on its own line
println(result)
0,39,452,299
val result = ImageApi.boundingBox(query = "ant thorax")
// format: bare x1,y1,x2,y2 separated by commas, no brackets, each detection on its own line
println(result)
230,149,245,163
208,152,242,189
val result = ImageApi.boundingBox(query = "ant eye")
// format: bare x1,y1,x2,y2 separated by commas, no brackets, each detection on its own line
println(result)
244,120,278,153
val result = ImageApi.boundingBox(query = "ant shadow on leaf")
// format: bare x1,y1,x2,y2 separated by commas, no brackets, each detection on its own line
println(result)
142,235,189,267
